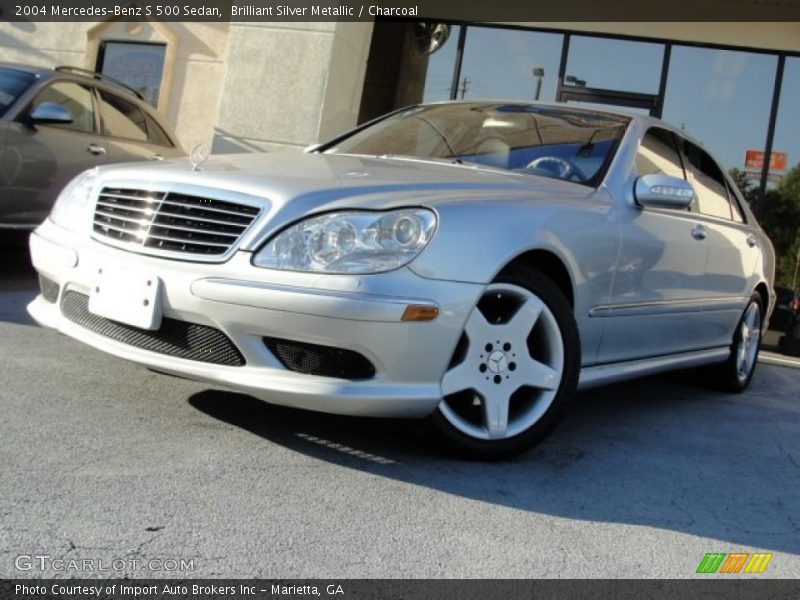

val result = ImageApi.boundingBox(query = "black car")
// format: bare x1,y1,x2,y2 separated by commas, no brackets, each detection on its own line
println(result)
0,64,184,230
769,285,799,333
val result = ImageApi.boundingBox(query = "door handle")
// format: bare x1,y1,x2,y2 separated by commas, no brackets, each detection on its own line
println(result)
746,235,757,248
86,143,106,156
691,224,706,240
151,154,164,161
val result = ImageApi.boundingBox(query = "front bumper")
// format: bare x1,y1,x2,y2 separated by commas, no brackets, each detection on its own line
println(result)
28,219,484,418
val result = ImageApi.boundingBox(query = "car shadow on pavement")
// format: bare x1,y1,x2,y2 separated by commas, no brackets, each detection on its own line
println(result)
0,232,38,326
189,371,800,556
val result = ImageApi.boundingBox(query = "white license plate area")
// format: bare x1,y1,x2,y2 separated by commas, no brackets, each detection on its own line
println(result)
88,264,162,330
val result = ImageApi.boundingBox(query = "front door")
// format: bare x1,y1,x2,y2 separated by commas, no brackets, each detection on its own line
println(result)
597,127,712,363
1,81,107,227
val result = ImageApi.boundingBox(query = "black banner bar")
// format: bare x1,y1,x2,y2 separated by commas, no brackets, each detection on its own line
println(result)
3,580,800,600
2,0,800,22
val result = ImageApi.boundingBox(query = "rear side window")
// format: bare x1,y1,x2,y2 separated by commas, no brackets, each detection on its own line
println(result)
97,89,147,142
32,82,96,133
725,180,747,223
0,68,35,116
682,140,733,220
143,112,173,147
636,127,685,179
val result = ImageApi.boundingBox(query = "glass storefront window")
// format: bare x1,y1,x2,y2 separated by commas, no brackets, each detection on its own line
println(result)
97,41,166,108
662,46,777,172
767,56,800,288
422,25,462,103
456,27,563,102
565,35,664,94
771,57,800,182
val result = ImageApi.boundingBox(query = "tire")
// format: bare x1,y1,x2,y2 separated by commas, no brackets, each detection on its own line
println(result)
707,293,764,393
423,264,580,459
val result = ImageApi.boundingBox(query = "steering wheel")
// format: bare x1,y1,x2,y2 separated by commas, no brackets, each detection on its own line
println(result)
526,156,587,182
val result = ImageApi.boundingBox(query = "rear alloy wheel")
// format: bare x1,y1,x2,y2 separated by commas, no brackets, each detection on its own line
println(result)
708,293,763,392
425,265,580,459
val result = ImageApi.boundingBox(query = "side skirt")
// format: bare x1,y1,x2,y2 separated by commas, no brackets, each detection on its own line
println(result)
577,347,730,391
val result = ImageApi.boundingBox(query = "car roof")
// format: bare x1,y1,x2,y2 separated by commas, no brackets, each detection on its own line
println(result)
0,62,53,78
0,62,146,101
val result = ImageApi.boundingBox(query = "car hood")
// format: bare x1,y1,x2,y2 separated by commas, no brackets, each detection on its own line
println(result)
94,152,593,250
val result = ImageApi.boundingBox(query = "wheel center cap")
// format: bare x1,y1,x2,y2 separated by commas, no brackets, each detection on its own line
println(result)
487,350,508,374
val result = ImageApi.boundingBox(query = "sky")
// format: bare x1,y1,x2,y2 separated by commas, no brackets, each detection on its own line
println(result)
423,26,800,176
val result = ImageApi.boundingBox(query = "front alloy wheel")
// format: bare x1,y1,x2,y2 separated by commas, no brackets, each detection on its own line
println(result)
425,265,580,458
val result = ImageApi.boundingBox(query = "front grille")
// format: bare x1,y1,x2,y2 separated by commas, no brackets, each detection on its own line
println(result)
92,187,261,258
61,291,245,367
264,337,376,380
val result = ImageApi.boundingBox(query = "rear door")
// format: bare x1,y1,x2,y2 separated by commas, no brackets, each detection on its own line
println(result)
679,138,756,346
1,80,108,227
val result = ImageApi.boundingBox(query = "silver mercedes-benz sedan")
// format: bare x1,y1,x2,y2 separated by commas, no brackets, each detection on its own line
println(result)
27,102,776,458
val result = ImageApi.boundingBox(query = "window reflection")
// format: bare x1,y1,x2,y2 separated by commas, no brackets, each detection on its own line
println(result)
683,139,734,220
34,82,95,133
636,127,684,178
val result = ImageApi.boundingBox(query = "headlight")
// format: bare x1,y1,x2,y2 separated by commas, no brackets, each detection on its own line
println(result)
49,168,99,233
253,209,437,274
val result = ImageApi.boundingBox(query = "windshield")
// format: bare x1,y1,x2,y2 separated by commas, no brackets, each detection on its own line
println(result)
324,103,630,187
0,68,35,117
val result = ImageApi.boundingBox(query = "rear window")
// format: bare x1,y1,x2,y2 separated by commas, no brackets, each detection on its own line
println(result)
0,68,35,116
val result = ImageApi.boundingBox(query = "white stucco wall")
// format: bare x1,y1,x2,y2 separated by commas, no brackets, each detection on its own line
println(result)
210,21,372,154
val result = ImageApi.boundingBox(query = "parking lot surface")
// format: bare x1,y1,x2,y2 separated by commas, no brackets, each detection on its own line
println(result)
1,239,799,578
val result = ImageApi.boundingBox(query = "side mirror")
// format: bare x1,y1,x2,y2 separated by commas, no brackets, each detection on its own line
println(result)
634,173,695,210
28,102,73,125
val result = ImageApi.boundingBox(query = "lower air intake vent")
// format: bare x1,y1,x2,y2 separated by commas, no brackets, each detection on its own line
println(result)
39,275,60,304
264,337,376,380
61,291,245,367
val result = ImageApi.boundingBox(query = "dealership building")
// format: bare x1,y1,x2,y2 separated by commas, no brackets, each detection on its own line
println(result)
1,17,799,195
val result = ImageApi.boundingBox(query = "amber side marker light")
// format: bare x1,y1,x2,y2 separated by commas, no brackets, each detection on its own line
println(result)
402,305,439,321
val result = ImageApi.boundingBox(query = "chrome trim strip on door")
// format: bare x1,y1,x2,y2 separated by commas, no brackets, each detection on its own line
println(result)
589,296,748,318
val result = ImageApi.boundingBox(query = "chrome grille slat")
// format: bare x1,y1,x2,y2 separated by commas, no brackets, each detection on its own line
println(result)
154,209,249,228
158,198,256,218
93,220,143,236
99,191,166,203
145,233,230,247
94,210,150,226
95,201,157,215
92,187,262,259
149,221,240,237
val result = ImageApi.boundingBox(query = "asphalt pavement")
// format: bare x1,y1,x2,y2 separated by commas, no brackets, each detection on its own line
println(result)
1,237,799,578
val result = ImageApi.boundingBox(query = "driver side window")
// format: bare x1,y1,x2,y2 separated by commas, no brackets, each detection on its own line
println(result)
635,127,685,179
31,81,95,134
